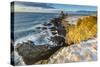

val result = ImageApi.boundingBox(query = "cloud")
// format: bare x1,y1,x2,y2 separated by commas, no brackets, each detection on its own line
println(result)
15,1,54,9
14,4,60,13
12,1,97,13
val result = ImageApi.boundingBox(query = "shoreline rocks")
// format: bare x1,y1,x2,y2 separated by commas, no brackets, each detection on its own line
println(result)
50,35,67,46
15,40,63,65
36,26,48,30
15,11,68,65
14,11,97,65
43,22,52,26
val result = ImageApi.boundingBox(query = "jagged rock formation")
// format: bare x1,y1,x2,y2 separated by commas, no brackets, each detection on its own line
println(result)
15,12,68,65
15,11,97,65
34,14,97,64
15,35,66,65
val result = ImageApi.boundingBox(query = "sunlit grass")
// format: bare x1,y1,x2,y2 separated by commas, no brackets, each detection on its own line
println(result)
66,16,97,45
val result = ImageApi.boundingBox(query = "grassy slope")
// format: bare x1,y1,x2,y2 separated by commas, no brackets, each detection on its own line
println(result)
64,16,97,45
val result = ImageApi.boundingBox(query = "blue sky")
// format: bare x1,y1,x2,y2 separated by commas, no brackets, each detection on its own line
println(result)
13,1,97,12
50,4,97,11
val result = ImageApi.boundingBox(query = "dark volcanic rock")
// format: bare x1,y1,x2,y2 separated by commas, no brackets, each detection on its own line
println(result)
57,24,66,36
36,27,41,29
50,35,67,46
50,14,66,36
49,27,57,31
15,41,61,65
41,27,47,30
43,23,52,26
36,27,47,30
27,40,35,45
50,18,62,26
51,31,58,35
59,11,67,19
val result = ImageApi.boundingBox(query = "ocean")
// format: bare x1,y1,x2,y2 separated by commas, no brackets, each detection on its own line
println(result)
13,12,59,46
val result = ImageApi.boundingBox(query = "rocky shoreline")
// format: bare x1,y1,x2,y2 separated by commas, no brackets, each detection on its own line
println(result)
15,41,63,65
14,12,68,65
13,11,97,65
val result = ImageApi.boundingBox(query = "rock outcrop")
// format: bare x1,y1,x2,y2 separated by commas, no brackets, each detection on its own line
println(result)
15,36,66,65
50,35,66,46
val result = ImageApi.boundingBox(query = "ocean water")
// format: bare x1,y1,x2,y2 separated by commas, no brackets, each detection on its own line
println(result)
12,12,59,65
13,12,59,46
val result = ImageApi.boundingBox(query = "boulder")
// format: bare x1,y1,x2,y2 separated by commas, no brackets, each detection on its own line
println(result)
15,41,62,65
41,27,47,30
50,18,62,26
49,27,57,31
50,35,67,46
51,31,58,35
43,23,52,26
36,27,47,30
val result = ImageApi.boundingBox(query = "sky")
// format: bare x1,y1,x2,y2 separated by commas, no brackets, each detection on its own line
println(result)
12,1,97,13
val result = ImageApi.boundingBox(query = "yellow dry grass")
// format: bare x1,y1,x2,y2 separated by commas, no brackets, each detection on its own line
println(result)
65,16,97,45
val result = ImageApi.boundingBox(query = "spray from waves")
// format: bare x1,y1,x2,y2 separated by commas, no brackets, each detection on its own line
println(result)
14,28,53,47
14,31,50,65
14,20,54,33
14,24,44,33
13,13,58,65
14,25,54,65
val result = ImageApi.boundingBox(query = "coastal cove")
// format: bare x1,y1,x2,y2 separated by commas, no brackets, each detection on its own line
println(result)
11,11,97,65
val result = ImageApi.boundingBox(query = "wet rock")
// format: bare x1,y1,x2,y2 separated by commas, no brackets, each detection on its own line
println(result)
50,35,67,46
49,27,57,31
27,40,35,45
50,18,62,26
57,24,66,36
36,27,41,29
50,16,66,36
59,11,67,19
41,27,47,30
15,41,62,65
50,11,67,27
43,23,52,26
51,31,58,35
36,27,47,30
32,30,36,32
